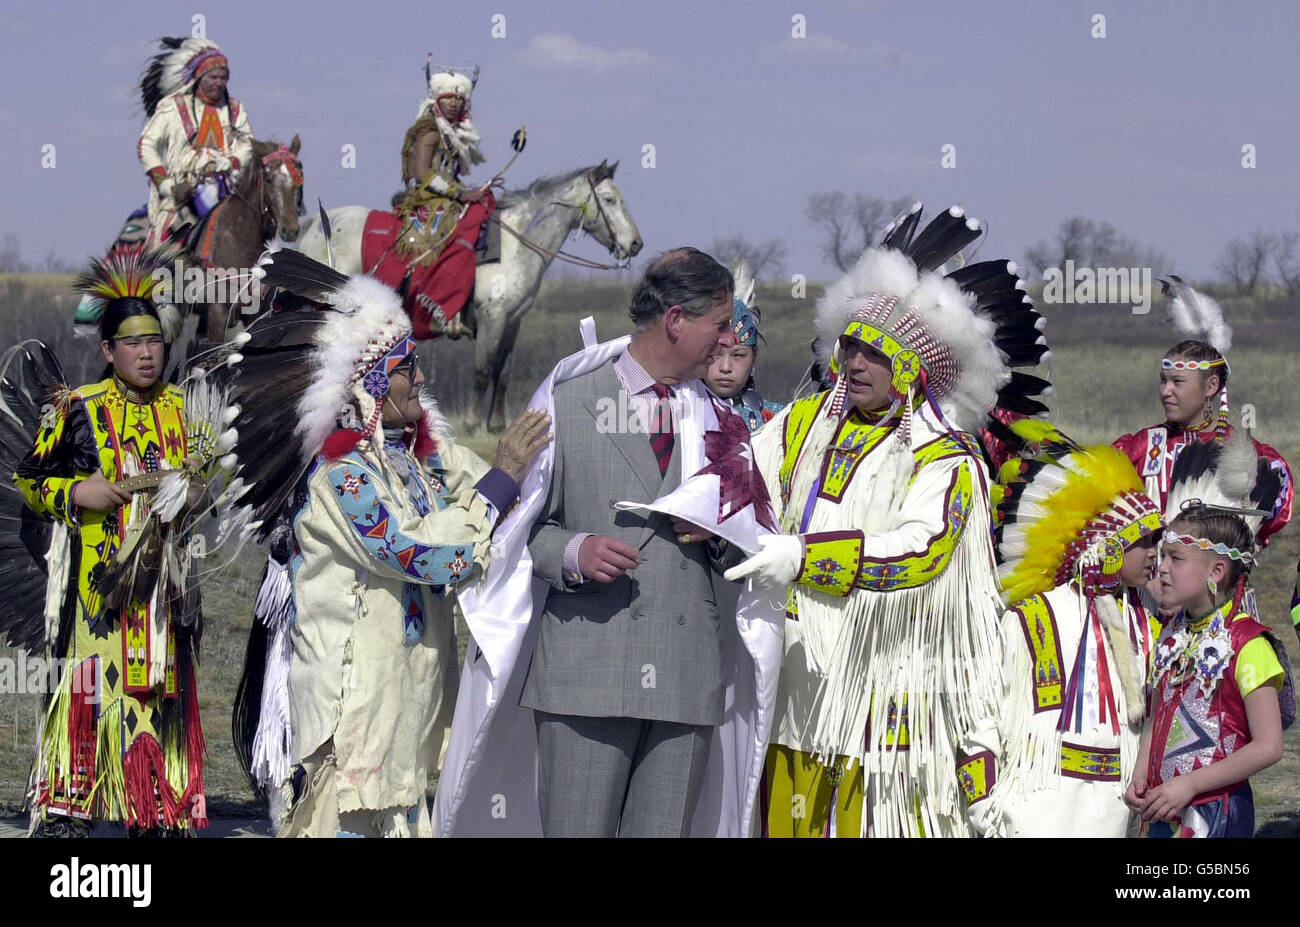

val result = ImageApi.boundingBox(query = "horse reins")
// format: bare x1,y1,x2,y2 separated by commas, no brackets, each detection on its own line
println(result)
488,173,629,271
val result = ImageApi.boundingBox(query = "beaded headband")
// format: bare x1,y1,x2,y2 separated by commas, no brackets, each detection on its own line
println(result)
186,49,229,83
835,293,959,396
1162,358,1226,372
1162,528,1255,564
349,334,417,398
1059,494,1164,588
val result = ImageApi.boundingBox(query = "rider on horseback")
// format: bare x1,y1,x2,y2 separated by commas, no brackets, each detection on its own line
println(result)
138,37,254,246
389,62,493,339
401,66,486,203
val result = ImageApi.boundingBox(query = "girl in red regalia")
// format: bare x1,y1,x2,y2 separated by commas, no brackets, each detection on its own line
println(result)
1113,277,1292,548
1125,437,1291,838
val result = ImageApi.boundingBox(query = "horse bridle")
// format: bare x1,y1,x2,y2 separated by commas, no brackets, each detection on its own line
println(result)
262,145,305,217
521,170,629,268
579,174,621,259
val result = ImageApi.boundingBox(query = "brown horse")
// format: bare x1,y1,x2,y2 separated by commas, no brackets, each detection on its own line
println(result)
193,136,303,341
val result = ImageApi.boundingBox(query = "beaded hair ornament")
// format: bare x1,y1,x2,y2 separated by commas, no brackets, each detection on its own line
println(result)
1162,498,1267,566
1162,528,1255,565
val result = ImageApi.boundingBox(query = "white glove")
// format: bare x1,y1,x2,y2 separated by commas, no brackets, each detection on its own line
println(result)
723,534,803,590
157,177,175,199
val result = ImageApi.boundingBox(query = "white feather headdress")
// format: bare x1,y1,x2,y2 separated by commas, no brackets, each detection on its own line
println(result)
292,273,412,462
1165,430,1277,536
217,250,423,544
1162,274,1233,353
731,258,757,313
812,204,1050,434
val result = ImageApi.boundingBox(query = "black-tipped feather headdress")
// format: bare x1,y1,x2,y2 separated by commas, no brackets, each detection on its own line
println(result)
813,202,1052,442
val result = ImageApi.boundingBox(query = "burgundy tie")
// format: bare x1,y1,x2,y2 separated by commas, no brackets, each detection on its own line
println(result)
648,384,675,476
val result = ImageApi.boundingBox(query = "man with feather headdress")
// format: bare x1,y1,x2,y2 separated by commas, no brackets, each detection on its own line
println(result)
226,251,549,837
7,244,228,836
724,204,1054,837
137,37,254,245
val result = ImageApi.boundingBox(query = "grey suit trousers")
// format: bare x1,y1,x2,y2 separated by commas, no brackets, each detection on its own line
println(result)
534,711,712,837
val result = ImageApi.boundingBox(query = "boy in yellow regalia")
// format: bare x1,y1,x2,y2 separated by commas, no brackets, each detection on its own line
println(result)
13,245,211,836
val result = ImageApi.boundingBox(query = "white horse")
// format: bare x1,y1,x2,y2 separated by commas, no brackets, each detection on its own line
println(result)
296,160,642,430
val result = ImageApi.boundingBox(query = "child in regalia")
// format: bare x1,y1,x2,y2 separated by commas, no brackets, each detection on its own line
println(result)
1113,275,1291,549
1126,435,1291,838
961,426,1164,837
702,259,783,433
9,244,223,836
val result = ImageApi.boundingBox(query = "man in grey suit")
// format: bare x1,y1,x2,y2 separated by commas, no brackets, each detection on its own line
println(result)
522,247,742,837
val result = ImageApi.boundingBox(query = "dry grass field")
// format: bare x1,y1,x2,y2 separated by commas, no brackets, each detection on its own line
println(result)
1,272,1297,833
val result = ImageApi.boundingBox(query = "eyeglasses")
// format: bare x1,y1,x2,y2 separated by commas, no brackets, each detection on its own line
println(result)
390,355,420,376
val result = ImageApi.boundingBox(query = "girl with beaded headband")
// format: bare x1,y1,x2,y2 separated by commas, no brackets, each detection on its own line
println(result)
703,259,784,433
725,203,1052,837
1113,275,1292,548
1125,434,1291,838
959,422,1164,837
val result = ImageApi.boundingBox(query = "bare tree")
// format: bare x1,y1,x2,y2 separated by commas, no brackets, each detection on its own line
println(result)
1273,230,1300,297
1216,230,1274,295
1023,217,1168,279
806,192,856,272
0,234,27,273
709,235,787,281
1059,217,1095,265
40,248,73,274
806,193,914,272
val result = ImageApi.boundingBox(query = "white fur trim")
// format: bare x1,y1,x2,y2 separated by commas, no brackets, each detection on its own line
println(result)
427,70,472,100
419,390,453,442
414,98,486,169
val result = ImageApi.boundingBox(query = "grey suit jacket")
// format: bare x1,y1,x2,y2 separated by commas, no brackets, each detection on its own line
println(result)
520,360,734,726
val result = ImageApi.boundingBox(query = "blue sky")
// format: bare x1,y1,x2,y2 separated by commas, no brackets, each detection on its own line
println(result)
2,0,1297,280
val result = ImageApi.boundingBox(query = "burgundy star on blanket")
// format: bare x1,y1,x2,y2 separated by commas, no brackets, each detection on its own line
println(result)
696,401,777,531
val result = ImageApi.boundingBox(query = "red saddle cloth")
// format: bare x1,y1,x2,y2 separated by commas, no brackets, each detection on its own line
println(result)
360,192,496,340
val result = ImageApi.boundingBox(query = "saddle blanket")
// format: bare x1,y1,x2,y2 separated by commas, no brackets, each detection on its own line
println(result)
361,192,495,340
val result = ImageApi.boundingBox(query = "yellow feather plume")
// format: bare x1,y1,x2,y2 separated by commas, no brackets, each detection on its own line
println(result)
73,243,181,303
1008,418,1077,450
1000,445,1145,605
